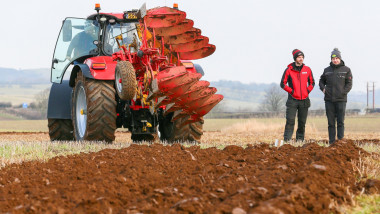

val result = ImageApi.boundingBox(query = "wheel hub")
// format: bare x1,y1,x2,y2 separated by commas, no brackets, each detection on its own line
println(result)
80,109,87,115
76,85,87,139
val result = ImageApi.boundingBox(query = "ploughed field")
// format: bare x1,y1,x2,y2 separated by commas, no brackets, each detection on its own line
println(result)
0,132,379,213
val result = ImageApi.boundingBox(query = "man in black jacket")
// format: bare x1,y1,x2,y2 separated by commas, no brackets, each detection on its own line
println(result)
319,48,353,144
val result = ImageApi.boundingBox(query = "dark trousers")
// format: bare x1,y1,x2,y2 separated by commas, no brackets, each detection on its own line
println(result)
325,101,346,143
284,97,310,141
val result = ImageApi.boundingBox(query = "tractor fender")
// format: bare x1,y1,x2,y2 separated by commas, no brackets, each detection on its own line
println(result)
194,64,204,76
47,80,72,119
69,64,94,87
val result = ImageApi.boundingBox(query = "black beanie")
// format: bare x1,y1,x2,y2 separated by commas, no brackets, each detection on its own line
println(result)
331,48,342,59
292,49,304,61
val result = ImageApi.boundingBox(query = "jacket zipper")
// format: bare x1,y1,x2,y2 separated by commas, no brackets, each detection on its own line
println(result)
299,71,302,99
332,67,335,102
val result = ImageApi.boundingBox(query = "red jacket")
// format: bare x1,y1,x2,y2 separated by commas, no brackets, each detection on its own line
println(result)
280,63,315,100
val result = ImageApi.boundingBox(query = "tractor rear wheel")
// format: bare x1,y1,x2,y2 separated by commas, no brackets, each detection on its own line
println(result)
48,119,74,141
159,113,203,143
115,61,137,100
72,72,117,142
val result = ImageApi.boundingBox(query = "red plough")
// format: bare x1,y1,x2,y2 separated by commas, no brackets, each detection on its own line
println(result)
140,5,222,126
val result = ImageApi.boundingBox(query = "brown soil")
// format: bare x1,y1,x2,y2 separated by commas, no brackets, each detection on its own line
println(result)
0,140,378,213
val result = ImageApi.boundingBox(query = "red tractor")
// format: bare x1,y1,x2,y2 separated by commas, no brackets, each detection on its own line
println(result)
47,3,223,143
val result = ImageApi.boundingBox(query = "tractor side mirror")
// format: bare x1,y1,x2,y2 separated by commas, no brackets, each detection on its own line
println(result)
62,20,72,42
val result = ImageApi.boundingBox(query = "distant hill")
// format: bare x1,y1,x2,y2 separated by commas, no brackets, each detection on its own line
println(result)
0,67,50,85
211,80,378,111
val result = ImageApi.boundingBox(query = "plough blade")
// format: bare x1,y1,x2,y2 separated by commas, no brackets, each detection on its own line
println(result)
165,103,182,113
183,87,217,111
172,36,209,53
155,96,172,108
192,94,224,117
148,66,188,100
172,93,223,123
163,28,201,45
145,7,186,28
155,19,194,37
159,72,201,93
171,88,216,122
179,44,216,60
176,80,210,105
172,109,190,121
165,80,210,114
165,73,202,97
180,116,204,127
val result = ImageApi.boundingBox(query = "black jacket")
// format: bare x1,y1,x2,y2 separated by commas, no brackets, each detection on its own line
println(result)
319,60,353,102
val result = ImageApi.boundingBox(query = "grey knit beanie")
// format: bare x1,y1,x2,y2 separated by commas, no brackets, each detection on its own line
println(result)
331,48,342,59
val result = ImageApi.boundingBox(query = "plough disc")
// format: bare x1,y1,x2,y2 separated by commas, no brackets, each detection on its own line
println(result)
141,6,223,126
163,28,201,45
154,19,194,37
158,71,201,93
172,36,209,53
165,81,211,114
145,7,186,28
179,44,216,60
192,94,224,117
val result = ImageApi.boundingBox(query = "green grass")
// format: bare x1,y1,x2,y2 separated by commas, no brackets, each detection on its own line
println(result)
0,141,131,167
346,194,380,214
359,143,380,154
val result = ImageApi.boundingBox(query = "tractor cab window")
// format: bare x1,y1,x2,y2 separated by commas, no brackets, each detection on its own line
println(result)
104,22,141,55
51,18,99,83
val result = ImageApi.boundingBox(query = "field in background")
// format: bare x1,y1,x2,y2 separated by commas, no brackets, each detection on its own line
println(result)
0,84,50,105
205,116,380,132
1,116,379,133
1,116,379,146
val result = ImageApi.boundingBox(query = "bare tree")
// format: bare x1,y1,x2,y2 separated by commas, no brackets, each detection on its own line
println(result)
34,88,50,116
259,85,287,112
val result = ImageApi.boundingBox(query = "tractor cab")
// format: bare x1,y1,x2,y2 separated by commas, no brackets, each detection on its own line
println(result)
51,9,141,83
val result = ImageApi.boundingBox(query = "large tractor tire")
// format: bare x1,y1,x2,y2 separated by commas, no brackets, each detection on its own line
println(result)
72,72,117,143
48,119,74,141
159,113,203,143
115,61,137,100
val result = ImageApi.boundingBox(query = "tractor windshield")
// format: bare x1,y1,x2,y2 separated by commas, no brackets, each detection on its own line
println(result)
104,22,141,55
51,18,99,83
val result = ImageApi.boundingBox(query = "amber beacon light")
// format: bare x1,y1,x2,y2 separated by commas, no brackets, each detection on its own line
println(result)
95,3,101,11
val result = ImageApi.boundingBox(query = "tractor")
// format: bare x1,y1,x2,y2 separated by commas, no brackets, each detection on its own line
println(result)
47,3,223,143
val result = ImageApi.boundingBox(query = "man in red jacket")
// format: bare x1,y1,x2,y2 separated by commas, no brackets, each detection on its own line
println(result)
280,49,315,141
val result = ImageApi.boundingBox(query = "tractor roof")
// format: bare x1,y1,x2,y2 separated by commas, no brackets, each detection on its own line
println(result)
87,12,138,23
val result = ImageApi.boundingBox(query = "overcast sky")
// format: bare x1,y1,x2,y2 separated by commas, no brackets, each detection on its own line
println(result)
1,0,379,92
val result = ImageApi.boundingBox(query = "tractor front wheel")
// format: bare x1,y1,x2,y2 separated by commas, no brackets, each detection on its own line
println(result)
72,72,117,142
